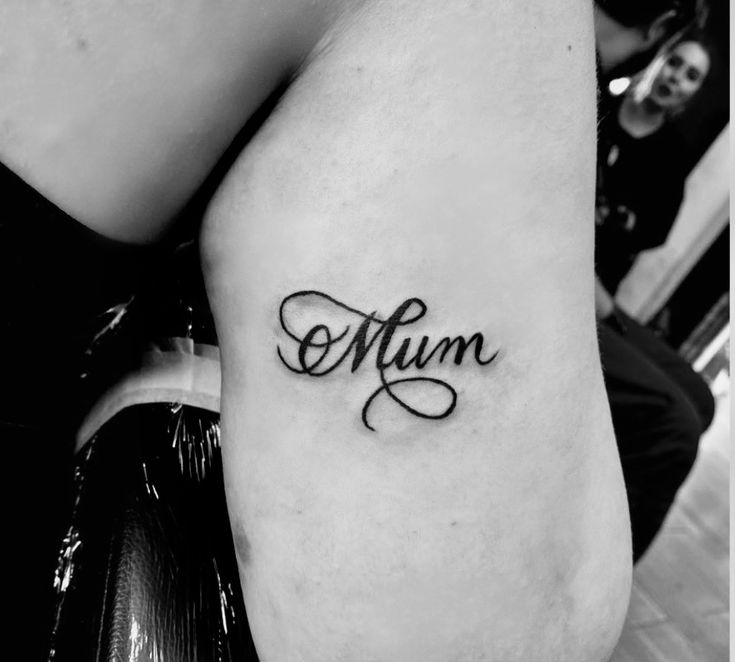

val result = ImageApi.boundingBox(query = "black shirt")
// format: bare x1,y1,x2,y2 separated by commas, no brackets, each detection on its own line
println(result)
595,97,688,293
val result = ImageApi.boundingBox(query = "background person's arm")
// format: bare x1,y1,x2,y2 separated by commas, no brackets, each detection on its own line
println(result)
203,2,632,660
596,276,617,319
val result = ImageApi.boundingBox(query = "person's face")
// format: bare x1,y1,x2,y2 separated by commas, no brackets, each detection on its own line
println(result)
649,41,710,109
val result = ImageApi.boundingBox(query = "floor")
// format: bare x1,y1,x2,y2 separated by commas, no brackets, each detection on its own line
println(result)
610,381,730,662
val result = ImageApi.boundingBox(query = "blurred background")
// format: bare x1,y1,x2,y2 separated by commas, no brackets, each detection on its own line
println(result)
593,0,729,659
22,1,729,660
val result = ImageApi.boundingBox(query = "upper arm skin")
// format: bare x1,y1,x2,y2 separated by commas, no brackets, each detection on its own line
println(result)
203,2,632,661
0,0,338,242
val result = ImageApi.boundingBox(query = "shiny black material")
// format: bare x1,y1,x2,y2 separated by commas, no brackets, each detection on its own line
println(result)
0,160,157,660
49,403,258,662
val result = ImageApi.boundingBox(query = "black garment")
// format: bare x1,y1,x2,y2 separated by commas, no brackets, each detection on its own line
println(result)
599,308,715,561
0,161,156,660
0,161,159,429
48,245,253,661
49,404,257,662
595,99,689,293
0,165,239,658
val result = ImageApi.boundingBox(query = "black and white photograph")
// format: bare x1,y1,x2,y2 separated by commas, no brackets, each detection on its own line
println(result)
3,1,729,660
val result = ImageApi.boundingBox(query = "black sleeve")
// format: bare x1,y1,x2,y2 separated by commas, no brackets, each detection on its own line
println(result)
629,175,685,251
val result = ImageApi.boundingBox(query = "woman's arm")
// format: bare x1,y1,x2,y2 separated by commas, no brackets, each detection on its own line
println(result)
0,0,338,243
203,2,632,660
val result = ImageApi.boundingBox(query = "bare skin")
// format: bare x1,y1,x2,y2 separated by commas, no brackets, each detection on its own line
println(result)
0,0,339,242
4,1,632,659
203,1,632,660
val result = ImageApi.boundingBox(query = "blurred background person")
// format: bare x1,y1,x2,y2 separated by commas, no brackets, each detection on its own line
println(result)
595,36,711,295
591,0,720,562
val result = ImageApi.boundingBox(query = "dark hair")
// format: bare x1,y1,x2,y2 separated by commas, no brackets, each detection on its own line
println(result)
596,0,696,29
673,28,714,56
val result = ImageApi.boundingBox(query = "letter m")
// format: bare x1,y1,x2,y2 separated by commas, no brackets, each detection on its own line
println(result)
435,333,493,365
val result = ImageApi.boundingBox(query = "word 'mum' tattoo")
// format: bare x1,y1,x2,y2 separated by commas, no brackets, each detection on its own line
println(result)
277,291,499,431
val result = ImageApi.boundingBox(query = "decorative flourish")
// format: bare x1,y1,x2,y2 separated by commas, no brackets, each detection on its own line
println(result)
277,291,499,431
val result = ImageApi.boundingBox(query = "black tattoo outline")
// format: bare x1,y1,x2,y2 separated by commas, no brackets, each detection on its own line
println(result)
277,290,499,431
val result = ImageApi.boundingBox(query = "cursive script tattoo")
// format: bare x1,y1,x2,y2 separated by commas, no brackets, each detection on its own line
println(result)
276,291,499,431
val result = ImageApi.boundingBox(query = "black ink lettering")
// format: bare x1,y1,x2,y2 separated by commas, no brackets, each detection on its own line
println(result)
361,371,458,432
276,291,499,431
414,333,497,368
376,299,427,371
298,325,334,373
